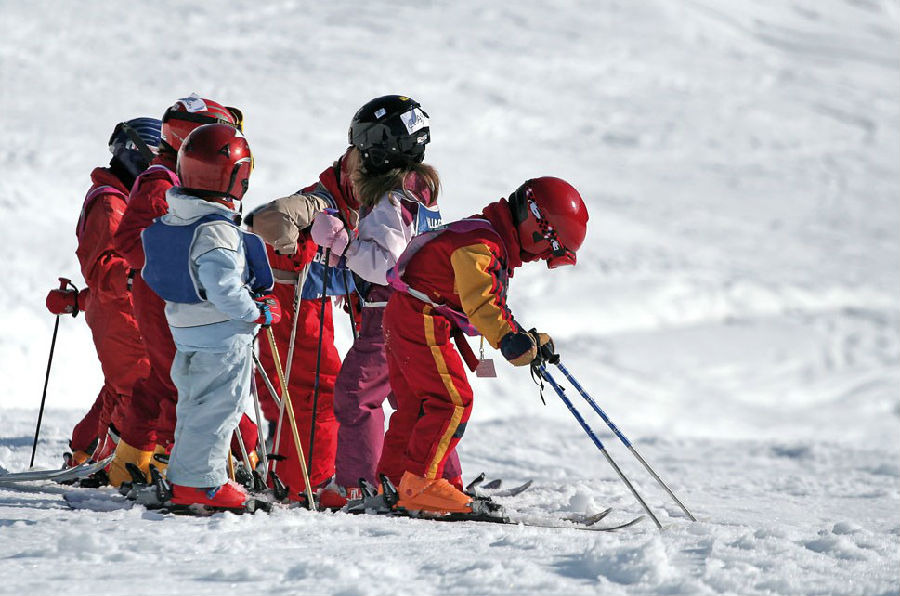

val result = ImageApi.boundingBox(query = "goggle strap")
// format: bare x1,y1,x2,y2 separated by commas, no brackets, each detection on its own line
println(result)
119,122,156,163
527,195,570,258
163,110,232,127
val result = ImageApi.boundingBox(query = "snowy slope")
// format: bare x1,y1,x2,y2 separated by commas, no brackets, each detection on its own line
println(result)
1,1,899,595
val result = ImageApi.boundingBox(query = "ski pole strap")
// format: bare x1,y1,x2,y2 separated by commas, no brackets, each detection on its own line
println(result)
529,362,547,405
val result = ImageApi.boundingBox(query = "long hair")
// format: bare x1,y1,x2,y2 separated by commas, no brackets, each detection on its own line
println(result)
352,160,440,209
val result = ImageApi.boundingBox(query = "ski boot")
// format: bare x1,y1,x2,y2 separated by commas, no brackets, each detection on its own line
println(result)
317,476,363,510
170,480,249,510
395,471,475,515
107,440,153,487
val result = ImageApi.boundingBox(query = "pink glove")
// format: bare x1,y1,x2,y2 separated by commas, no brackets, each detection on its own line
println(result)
310,212,349,267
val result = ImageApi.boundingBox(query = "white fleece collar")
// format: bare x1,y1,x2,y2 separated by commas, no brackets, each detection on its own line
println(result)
163,188,239,225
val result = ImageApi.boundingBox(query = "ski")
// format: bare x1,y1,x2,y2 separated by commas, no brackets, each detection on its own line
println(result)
343,499,643,532
465,472,533,498
0,454,114,485
63,488,133,512
506,512,646,532
147,497,274,516
484,480,533,498
343,482,642,533
412,505,643,532
564,507,612,525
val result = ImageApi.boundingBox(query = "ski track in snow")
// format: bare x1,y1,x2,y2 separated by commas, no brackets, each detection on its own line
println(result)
1,0,899,594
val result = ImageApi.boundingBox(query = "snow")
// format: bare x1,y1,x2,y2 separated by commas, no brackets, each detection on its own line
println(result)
1,0,898,594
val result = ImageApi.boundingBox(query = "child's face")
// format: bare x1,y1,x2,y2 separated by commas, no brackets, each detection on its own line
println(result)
345,147,363,191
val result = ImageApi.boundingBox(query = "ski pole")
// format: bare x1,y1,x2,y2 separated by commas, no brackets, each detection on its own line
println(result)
270,270,306,476
554,360,696,522
252,352,286,485
227,450,236,481
249,375,270,484
284,265,309,387
30,277,73,468
253,353,282,410
307,248,330,475
233,424,253,478
539,364,662,529
265,327,317,510
342,268,358,341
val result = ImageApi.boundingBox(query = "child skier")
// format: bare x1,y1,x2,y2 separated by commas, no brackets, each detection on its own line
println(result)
244,145,360,502
108,95,258,487
309,95,463,508
140,123,278,509
376,176,589,515
245,95,451,507
45,118,159,466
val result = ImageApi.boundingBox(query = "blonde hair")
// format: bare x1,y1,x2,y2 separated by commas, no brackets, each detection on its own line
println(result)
352,161,440,209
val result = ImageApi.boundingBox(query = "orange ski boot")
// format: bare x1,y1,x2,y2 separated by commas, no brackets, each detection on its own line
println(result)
396,471,474,515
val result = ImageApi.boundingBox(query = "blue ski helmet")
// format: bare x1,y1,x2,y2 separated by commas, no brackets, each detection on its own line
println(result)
108,117,163,178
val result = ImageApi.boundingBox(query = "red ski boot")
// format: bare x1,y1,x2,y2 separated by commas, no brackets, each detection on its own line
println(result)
170,480,249,510
317,477,363,509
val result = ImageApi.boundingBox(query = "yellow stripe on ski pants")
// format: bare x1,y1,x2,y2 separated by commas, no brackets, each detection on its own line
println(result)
423,306,465,480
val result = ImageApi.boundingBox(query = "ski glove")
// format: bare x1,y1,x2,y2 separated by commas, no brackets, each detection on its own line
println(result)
253,293,282,327
45,287,87,317
500,330,553,367
310,211,349,267
529,328,557,364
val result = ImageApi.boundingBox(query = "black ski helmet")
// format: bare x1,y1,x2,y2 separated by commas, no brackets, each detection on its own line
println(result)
348,95,430,174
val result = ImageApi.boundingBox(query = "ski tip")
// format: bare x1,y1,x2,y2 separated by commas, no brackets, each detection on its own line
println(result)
482,478,502,490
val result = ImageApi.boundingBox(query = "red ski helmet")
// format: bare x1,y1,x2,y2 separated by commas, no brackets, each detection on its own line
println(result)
161,94,241,152
509,177,588,268
177,124,252,201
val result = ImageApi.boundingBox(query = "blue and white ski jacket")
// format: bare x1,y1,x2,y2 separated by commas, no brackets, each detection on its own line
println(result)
142,189,272,352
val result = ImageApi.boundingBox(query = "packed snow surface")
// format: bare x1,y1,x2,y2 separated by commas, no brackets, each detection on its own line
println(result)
1,1,898,595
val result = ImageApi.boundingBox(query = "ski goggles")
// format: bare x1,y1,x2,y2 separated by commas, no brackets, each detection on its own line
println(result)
526,193,577,269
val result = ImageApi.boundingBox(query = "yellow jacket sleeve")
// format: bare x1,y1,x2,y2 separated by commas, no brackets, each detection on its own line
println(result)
449,243,518,348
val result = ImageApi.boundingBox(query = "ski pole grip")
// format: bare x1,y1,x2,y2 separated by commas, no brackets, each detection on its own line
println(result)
57,277,71,290
529,328,559,364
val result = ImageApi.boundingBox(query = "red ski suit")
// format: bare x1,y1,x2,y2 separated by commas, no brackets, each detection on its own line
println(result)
253,157,358,496
69,168,150,452
256,242,341,495
113,155,257,453
112,156,180,450
377,199,524,483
